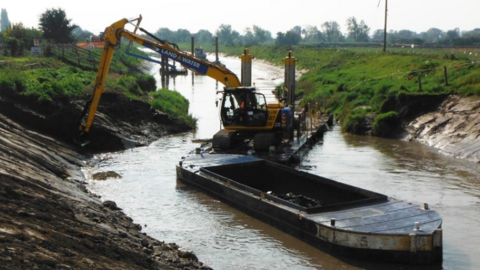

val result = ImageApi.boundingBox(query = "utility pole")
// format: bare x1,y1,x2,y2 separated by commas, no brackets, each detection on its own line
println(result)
383,0,388,52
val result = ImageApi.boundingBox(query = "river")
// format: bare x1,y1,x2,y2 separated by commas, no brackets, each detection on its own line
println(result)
86,55,480,270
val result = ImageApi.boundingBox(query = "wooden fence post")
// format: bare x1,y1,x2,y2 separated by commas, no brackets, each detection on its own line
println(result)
444,66,449,86
418,75,422,92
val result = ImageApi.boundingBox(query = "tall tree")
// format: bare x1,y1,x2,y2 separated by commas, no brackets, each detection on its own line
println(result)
371,29,384,42
275,30,301,46
456,29,480,46
397,29,416,40
423,28,444,43
155,28,174,41
39,8,77,43
461,29,480,40
194,29,213,43
252,25,272,44
290,26,302,36
216,24,235,46
346,17,370,42
231,30,241,46
1,23,28,56
1,8,10,32
321,21,342,42
445,28,460,40
303,25,325,43
174,29,191,43
275,32,285,45
443,28,460,45
243,27,256,46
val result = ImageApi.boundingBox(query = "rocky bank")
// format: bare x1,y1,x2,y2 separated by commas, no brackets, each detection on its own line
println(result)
0,91,208,269
407,95,480,163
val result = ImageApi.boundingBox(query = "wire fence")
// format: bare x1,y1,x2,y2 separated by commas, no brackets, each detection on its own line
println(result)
47,43,103,71
349,60,478,91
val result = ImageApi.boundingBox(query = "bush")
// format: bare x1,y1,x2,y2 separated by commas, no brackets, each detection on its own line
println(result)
134,74,157,92
373,111,400,137
0,78,16,94
341,107,367,133
150,89,197,127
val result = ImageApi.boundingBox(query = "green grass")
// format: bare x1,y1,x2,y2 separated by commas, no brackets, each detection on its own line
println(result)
0,59,94,100
150,89,197,128
211,44,479,135
0,58,155,101
0,50,195,128
373,111,400,137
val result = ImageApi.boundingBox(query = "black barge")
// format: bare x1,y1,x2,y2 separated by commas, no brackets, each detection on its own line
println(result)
176,153,443,264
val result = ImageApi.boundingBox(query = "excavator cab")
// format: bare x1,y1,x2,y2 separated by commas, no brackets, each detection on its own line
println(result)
220,87,268,127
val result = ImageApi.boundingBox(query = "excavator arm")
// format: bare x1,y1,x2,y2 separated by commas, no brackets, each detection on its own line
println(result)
120,28,241,86
75,18,242,145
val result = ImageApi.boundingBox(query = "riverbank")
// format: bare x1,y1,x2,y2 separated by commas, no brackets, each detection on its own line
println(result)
1,49,477,269
407,94,480,163
0,92,208,269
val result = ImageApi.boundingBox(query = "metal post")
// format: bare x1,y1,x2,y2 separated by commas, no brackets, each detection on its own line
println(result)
283,51,297,110
215,37,219,64
161,55,167,87
240,48,253,86
191,36,194,56
307,102,311,136
383,0,388,52
165,56,170,77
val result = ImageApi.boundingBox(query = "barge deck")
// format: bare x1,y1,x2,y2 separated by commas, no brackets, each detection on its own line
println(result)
176,153,443,264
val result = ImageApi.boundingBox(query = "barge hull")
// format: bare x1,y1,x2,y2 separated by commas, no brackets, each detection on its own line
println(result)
176,154,442,264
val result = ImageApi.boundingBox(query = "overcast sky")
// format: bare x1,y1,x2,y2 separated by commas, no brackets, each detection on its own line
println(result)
2,0,479,36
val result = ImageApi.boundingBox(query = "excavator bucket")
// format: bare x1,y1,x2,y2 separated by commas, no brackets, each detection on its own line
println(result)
73,132,90,147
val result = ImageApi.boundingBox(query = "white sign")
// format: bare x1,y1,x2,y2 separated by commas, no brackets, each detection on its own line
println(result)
33,39,39,46
31,47,42,56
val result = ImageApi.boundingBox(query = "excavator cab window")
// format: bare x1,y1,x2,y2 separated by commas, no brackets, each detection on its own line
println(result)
221,90,267,127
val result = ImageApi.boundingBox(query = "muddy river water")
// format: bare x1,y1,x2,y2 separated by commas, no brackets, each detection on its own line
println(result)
87,56,480,270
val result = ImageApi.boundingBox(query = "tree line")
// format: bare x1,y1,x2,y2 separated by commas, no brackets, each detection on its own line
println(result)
151,16,480,47
1,7,480,57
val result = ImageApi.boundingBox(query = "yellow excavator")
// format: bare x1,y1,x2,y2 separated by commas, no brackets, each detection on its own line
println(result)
76,17,297,151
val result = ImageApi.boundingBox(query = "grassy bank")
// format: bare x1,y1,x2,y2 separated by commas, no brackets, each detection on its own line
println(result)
0,46,196,128
204,44,480,135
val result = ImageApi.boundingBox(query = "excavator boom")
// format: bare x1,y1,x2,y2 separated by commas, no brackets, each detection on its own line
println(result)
75,17,296,151
75,18,242,145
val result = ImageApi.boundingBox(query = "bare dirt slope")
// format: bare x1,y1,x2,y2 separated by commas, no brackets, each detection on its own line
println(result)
407,95,480,163
0,93,208,269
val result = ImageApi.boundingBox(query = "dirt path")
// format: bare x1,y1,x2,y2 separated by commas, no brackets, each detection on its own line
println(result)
0,93,209,269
